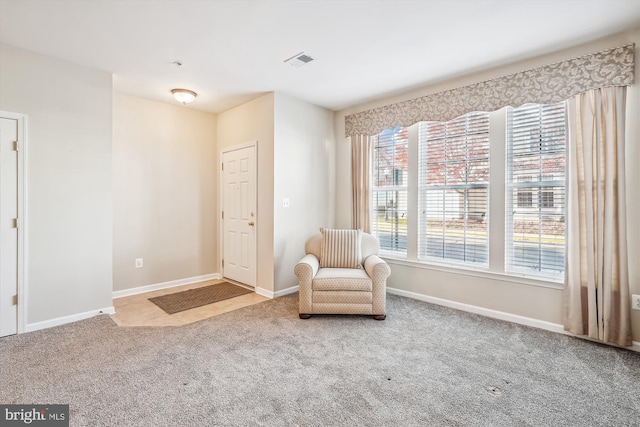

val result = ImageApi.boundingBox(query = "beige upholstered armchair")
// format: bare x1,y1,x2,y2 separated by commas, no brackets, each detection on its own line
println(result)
294,229,391,320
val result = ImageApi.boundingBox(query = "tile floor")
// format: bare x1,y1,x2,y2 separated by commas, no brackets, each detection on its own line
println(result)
110,279,269,327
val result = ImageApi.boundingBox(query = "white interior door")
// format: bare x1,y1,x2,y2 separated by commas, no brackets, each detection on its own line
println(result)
222,144,257,287
0,117,19,337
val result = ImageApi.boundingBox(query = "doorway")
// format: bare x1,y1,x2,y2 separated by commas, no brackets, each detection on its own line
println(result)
0,112,25,337
221,143,257,287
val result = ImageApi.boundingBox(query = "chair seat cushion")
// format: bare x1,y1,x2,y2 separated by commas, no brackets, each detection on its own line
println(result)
312,268,372,292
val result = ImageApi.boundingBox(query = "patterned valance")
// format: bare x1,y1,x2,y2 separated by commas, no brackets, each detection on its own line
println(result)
345,44,635,137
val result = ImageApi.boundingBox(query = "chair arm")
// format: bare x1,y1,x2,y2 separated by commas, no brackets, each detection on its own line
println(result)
295,254,319,314
294,254,319,281
364,255,391,282
364,255,390,315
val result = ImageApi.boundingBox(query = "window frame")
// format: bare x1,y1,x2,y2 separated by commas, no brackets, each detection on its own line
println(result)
370,128,409,257
417,113,490,267
505,102,566,281
369,105,565,285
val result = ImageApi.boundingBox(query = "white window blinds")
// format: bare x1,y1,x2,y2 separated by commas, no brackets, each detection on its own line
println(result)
372,127,408,254
418,113,490,266
506,102,566,278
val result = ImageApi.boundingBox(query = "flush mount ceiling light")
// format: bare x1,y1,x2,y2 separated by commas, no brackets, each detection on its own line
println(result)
284,52,314,68
171,88,197,105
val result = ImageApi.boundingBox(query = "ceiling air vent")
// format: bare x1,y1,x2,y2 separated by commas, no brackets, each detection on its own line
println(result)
284,52,314,68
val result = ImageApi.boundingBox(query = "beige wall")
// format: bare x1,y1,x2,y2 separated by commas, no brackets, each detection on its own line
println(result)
216,92,335,294
0,44,113,324
333,29,640,342
216,93,275,292
112,93,217,291
273,93,335,292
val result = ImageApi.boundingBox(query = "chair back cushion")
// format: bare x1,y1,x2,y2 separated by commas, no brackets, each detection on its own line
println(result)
361,232,380,259
305,230,379,266
319,228,362,268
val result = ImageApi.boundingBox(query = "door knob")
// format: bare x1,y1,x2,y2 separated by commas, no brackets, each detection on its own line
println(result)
248,221,255,226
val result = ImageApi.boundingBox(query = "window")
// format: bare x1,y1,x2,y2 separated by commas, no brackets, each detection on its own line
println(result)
540,191,554,208
506,102,566,278
517,191,533,208
418,113,489,266
370,102,567,282
371,127,408,255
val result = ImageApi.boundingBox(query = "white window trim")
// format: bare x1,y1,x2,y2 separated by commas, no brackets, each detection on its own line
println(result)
381,256,564,289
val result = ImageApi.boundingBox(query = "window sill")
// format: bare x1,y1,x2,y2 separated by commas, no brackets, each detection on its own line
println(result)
379,254,564,290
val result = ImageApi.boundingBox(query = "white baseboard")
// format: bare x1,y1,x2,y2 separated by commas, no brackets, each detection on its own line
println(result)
255,287,272,298
256,285,299,299
26,306,115,333
387,287,565,333
276,285,299,297
387,287,640,353
112,273,221,299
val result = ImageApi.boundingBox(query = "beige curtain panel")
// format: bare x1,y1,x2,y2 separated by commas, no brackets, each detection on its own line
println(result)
351,135,371,233
564,87,632,347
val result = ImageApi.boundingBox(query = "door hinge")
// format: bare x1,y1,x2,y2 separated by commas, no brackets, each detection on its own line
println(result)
221,162,224,171
14,218,19,229
13,140,19,151
222,259,224,267
221,211,224,219
13,295,18,305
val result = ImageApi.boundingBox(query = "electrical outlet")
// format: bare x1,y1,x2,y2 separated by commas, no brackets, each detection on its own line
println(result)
282,198,290,208
632,294,640,311
135,258,143,268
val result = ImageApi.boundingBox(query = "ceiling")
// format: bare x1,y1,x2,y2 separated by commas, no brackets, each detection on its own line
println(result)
1,0,639,114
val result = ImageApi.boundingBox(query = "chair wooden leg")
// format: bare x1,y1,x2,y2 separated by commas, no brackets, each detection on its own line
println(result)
373,314,386,321
299,313,311,319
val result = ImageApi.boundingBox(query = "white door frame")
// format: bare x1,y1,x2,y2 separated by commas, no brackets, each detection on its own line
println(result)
219,141,257,286
1,110,27,334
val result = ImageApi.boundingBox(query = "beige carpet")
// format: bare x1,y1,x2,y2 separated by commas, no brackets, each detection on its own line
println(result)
1,294,639,426
148,281,252,314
